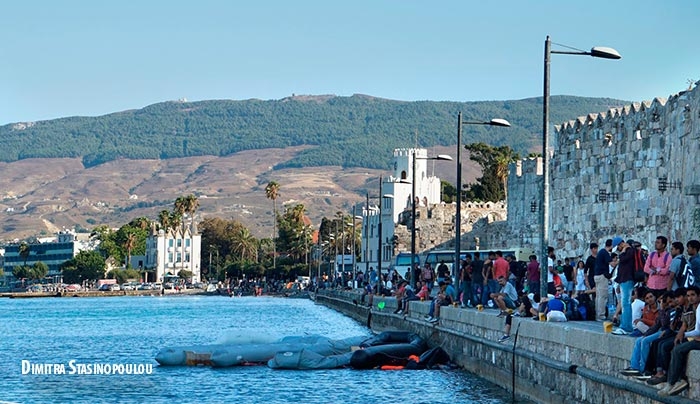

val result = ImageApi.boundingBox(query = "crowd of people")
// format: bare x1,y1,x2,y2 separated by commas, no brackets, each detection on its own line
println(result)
344,235,700,397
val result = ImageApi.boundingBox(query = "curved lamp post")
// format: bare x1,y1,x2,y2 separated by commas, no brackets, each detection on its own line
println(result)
455,115,511,284
540,36,621,296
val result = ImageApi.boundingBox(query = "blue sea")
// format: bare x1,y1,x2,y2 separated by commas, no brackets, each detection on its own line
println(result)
0,295,520,404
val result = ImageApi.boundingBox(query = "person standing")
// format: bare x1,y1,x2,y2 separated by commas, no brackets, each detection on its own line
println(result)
471,252,486,306
687,240,700,286
613,237,637,334
547,247,557,296
594,240,612,320
526,255,540,295
668,242,686,291
460,255,473,307
644,236,671,296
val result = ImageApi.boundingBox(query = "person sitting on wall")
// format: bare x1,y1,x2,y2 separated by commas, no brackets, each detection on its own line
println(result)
400,281,421,316
360,281,374,307
631,288,660,337
393,280,408,314
541,285,568,322
659,285,700,396
621,291,675,378
425,281,452,323
490,276,518,317
498,292,536,343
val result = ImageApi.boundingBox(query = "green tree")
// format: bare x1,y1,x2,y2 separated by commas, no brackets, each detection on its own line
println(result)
158,210,171,230
61,250,106,284
12,265,30,281
107,268,141,284
277,204,312,263
31,262,49,280
231,226,258,262
441,180,456,204
463,142,520,202
18,242,30,267
123,232,137,268
178,269,193,280
92,225,120,262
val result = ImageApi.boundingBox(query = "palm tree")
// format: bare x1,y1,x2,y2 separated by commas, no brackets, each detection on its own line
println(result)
124,232,137,268
173,196,187,228
231,227,258,262
183,194,199,217
158,210,171,230
265,181,280,268
18,242,30,267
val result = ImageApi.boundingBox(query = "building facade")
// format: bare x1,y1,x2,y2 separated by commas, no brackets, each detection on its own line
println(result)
145,222,202,283
2,230,95,284
358,148,446,273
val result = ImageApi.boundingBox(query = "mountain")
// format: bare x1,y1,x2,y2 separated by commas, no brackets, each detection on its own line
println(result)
1,94,626,169
0,95,628,240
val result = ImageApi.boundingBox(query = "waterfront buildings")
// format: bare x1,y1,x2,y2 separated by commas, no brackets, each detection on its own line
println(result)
144,221,201,283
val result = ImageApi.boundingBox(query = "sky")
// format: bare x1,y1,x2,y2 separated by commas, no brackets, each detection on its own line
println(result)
1,0,698,125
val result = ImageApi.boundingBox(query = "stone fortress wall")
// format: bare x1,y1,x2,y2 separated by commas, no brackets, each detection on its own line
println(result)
392,82,700,259
500,82,700,259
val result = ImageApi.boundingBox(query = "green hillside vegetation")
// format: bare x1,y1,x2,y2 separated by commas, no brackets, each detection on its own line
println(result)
0,94,627,169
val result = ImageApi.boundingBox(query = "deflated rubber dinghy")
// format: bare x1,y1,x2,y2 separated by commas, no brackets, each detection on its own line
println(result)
349,331,427,369
156,331,434,370
156,335,365,367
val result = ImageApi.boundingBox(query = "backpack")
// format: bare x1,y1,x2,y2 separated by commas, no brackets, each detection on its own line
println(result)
676,256,694,288
649,251,670,267
633,248,646,283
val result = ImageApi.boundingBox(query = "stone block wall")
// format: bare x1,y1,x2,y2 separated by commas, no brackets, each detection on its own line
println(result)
393,201,507,253
548,83,700,258
318,291,700,403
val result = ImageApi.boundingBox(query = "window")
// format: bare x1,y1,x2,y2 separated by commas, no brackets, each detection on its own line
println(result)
176,252,182,263
177,239,182,248
185,239,191,247
168,239,174,247
168,253,173,263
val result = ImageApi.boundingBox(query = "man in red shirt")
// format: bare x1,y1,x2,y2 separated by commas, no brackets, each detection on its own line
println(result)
493,251,510,283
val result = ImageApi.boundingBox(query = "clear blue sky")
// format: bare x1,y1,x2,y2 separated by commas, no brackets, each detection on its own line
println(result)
1,0,698,125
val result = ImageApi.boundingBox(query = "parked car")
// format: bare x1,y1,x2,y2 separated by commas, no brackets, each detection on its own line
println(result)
121,283,135,291
65,284,82,292
138,283,153,290
99,284,111,291
109,284,120,291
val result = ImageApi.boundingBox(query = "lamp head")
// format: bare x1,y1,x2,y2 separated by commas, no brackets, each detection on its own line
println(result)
590,46,621,60
435,154,453,161
489,118,511,127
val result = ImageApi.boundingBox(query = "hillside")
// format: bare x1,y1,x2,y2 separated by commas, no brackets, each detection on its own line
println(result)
1,95,627,169
0,94,629,240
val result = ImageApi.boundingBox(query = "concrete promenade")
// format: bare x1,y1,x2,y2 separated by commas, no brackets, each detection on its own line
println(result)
316,289,700,404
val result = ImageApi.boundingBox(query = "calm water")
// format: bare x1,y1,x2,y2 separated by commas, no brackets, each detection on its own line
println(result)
1,295,519,404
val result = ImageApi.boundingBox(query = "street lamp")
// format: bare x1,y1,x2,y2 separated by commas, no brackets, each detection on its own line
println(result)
353,211,363,289
404,150,452,289
455,114,511,284
540,35,621,296
374,175,396,295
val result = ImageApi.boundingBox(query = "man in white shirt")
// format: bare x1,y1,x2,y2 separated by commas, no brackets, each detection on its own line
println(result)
659,285,700,396
547,246,557,296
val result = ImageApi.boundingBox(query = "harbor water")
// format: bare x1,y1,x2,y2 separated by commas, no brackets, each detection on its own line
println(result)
1,295,522,403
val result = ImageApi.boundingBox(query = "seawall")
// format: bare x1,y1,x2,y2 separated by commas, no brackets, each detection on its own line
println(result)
316,290,700,404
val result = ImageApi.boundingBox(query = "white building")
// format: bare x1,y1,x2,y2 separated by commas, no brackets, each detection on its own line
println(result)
358,148,446,274
145,221,202,283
